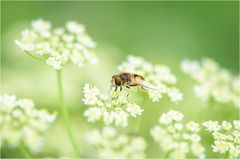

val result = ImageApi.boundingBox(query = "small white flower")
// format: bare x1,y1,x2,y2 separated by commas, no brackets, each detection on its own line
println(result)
126,103,143,117
84,129,103,146
82,84,143,127
191,142,205,158
1,94,56,152
148,90,162,102
85,127,146,159
151,110,204,158
222,121,232,131
150,126,163,142
174,123,183,130
77,34,96,48
159,113,172,125
15,40,35,52
203,121,221,132
31,19,51,32
186,121,200,132
16,19,97,69
167,88,183,103
203,120,240,158
180,59,200,75
0,94,17,110
168,110,184,122
46,56,63,70
181,58,239,108
35,42,50,55
114,110,128,127
103,111,114,125
212,141,231,153
66,21,85,34
102,127,117,138
189,134,201,142
233,120,240,130
130,137,147,152
83,107,102,122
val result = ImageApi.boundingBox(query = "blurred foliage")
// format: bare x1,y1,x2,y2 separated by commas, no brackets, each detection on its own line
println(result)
1,1,239,158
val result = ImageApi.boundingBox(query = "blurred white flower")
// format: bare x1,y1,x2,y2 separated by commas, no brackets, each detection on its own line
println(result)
118,55,182,103
46,56,65,70
82,84,143,127
186,121,200,132
16,18,98,69
233,120,240,130
151,110,205,158
180,58,240,108
167,88,183,103
85,127,147,159
202,121,221,132
83,107,102,122
0,94,56,153
66,21,85,34
126,103,143,117
159,110,184,125
222,121,232,131
203,120,240,158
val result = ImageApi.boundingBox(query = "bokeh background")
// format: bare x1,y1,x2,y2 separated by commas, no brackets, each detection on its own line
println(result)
1,1,239,158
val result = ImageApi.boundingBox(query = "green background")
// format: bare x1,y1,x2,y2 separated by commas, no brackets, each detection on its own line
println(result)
1,1,239,158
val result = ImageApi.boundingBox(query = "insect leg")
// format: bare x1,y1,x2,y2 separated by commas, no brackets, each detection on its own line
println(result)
126,93,130,102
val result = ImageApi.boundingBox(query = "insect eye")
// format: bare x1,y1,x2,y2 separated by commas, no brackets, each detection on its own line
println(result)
115,77,121,86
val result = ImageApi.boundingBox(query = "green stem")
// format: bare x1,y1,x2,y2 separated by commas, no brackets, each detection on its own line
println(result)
134,114,143,133
134,95,148,133
19,141,31,158
26,51,44,61
56,70,80,158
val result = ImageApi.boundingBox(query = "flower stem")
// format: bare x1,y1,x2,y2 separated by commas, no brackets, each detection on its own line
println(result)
26,51,44,61
56,70,80,158
19,141,31,158
134,95,148,133
135,114,143,133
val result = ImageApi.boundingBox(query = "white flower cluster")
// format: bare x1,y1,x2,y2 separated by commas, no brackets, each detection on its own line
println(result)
181,58,240,108
118,55,182,102
85,126,147,159
203,120,240,158
15,19,98,69
0,94,56,153
83,84,143,127
150,110,205,159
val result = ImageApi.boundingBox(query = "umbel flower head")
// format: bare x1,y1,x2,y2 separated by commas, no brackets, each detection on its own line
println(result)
118,55,182,103
150,110,205,159
82,84,143,127
181,58,240,108
15,19,98,69
84,126,147,159
0,94,56,153
202,120,240,158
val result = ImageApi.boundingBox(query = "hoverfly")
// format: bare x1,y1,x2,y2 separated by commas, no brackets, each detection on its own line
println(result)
111,72,156,91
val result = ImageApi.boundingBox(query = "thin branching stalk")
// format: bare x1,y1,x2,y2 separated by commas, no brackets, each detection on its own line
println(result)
134,114,143,133
134,95,148,133
26,52,44,61
19,141,31,158
56,70,80,158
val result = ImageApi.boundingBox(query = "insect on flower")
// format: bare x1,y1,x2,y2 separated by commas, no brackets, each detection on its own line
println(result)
111,72,157,91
